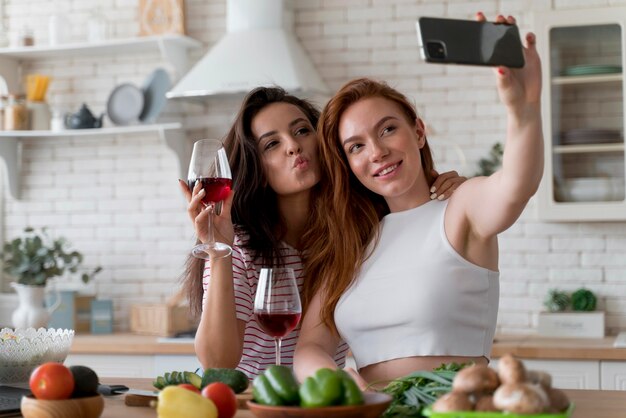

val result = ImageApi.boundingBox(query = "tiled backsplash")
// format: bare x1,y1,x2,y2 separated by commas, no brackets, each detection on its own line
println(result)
1,0,625,334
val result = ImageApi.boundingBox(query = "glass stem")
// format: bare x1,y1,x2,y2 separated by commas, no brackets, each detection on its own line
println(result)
275,337,282,366
206,203,215,245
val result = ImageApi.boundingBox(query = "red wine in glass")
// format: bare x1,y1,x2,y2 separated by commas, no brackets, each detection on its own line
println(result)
188,177,232,205
253,268,302,365
254,312,301,338
187,139,232,260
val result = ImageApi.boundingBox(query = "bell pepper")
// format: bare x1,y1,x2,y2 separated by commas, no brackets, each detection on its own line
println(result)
157,385,217,418
336,369,365,405
252,373,283,406
299,368,343,408
264,365,300,405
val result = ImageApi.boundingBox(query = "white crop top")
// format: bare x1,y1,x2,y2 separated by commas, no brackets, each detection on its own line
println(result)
335,199,499,369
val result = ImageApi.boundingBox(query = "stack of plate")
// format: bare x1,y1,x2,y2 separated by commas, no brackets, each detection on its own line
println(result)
106,68,171,126
555,177,625,202
559,128,623,145
561,64,622,76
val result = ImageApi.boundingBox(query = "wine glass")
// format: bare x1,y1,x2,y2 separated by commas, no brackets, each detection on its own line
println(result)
187,139,232,260
253,268,302,365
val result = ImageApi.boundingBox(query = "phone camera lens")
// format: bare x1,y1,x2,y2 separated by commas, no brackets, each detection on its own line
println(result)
426,41,446,59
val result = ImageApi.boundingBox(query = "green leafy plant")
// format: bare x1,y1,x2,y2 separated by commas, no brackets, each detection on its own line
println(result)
544,289,571,312
571,288,597,312
1,227,102,286
473,142,503,177
381,362,468,417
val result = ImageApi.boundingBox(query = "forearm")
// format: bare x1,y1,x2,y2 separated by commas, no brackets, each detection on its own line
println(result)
499,103,544,202
194,256,243,369
293,342,339,382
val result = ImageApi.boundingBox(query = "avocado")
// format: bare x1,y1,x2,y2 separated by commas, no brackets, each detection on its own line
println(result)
70,365,99,397
201,368,249,394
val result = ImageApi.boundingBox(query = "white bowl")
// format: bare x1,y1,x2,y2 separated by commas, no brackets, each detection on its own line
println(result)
0,328,74,383
556,177,625,202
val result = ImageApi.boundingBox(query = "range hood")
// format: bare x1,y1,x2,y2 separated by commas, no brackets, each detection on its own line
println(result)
166,0,329,99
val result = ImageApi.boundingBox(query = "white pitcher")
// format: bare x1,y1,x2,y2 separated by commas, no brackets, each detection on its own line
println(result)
10,282,61,329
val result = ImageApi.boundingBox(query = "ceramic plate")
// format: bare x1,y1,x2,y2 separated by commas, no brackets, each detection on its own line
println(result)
106,83,144,126
560,128,622,145
139,68,171,123
247,392,392,418
562,64,622,76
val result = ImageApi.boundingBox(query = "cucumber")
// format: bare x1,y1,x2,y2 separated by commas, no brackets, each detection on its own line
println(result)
153,375,166,390
169,371,180,385
201,368,249,394
184,371,203,390
164,372,172,385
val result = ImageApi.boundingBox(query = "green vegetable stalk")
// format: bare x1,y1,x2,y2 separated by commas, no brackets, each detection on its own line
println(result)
381,362,467,418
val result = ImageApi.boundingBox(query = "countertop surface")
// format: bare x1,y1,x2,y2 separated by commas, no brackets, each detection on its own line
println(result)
98,378,623,418
71,333,626,360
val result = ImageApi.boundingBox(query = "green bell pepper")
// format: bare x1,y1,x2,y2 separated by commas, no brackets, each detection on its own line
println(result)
252,374,283,406
299,368,344,408
264,365,300,405
336,369,364,405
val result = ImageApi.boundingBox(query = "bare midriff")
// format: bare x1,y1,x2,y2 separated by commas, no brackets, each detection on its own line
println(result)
360,355,488,388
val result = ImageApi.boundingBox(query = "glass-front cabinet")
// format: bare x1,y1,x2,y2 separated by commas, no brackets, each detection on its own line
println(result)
534,8,626,220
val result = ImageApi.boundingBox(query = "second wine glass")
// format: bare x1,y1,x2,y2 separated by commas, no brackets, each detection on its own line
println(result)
187,139,232,260
253,268,302,366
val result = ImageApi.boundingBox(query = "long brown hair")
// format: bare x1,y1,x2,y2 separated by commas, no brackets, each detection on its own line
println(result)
302,78,436,334
182,87,322,317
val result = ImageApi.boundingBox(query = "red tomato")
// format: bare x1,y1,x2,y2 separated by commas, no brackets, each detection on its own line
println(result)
178,383,201,394
201,382,237,418
29,362,75,400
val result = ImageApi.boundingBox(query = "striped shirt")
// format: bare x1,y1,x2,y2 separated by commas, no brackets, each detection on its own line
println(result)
202,233,349,379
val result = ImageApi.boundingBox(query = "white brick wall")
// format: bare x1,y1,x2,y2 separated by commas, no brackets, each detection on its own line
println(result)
2,0,626,334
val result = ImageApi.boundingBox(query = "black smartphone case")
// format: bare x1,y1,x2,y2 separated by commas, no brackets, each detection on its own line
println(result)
416,17,525,68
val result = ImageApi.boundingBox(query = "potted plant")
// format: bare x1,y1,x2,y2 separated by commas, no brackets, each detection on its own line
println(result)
1,227,102,329
538,287,604,338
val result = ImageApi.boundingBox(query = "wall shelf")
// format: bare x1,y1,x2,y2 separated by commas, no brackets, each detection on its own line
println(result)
0,35,202,81
0,34,202,199
0,123,189,200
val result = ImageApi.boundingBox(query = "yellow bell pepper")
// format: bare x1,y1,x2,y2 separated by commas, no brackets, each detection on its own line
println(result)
157,385,218,418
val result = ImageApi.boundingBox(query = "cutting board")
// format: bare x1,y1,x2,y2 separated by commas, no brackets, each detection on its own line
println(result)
125,388,253,409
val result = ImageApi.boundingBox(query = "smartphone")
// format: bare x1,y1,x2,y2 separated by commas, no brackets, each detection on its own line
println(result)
416,17,525,68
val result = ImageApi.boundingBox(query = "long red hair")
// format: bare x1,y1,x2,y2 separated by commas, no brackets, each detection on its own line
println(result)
302,78,436,334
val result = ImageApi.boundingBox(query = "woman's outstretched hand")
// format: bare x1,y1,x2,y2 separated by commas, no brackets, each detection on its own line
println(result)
430,169,467,200
179,179,235,247
476,12,542,111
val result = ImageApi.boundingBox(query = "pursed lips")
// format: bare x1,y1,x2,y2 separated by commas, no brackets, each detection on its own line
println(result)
374,161,402,177
293,156,309,169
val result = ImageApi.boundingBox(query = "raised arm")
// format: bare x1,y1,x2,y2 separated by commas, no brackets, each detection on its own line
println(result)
179,181,244,368
293,290,342,381
456,14,543,237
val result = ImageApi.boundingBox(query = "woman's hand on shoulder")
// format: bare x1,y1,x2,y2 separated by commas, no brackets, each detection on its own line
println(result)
430,169,467,201
178,179,235,246
477,12,542,113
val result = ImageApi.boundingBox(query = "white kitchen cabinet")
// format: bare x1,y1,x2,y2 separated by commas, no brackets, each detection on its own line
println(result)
65,354,155,378
601,361,626,390
533,8,626,220
65,353,202,378
490,358,601,389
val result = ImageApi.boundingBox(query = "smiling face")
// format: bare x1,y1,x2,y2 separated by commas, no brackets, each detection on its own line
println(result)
339,96,430,212
251,102,320,197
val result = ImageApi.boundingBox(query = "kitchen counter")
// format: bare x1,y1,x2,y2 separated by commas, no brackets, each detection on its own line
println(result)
72,333,626,360
71,333,196,355
490,334,626,360
98,378,624,418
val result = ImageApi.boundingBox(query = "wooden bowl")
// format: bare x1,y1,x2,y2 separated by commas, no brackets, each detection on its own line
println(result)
20,394,104,418
247,391,392,418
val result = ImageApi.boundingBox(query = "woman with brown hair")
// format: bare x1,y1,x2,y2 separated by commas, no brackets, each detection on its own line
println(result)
294,14,543,387
179,87,465,379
